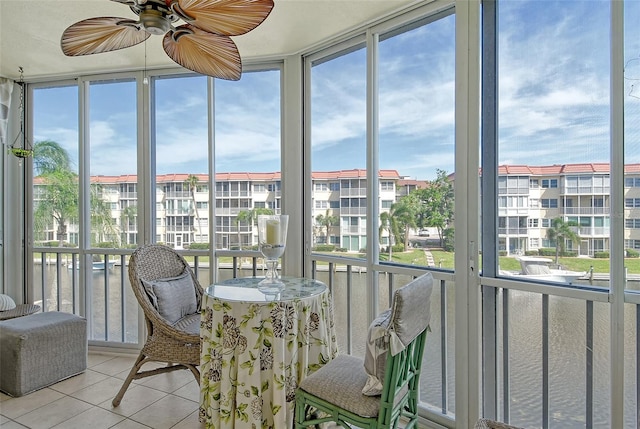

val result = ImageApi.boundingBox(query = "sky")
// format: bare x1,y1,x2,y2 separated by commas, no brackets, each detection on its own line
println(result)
31,0,640,181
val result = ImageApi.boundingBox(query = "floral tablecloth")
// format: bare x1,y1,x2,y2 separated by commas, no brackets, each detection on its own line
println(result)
199,277,337,429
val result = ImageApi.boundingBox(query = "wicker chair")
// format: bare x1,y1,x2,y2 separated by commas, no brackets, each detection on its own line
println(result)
295,273,433,429
474,419,525,429
112,244,204,407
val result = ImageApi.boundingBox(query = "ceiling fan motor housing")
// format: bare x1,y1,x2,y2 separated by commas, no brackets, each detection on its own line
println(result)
139,9,171,35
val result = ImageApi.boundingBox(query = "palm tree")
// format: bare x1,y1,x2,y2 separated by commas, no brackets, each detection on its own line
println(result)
235,207,274,249
184,175,202,244
235,210,253,250
89,183,119,246
119,205,137,246
315,210,338,245
33,140,116,247
546,217,581,265
33,139,71,175
379,210,399,260
389,194,420,251
33,168,78,245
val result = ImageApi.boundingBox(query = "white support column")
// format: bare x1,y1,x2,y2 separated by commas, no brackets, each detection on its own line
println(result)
454,0,482,427
4,80,24,302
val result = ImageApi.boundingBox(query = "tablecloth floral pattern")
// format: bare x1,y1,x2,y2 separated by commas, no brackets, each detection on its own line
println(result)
199,284,337,429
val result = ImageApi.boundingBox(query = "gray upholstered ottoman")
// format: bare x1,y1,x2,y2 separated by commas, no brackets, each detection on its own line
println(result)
0,311,87,396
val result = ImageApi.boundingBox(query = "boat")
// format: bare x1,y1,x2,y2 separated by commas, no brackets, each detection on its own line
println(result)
67,260,116,271
500,256,586,284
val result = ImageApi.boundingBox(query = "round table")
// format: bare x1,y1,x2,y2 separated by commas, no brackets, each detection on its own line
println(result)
199,276,338,429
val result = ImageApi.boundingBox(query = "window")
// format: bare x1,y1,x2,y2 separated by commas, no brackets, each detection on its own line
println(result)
329,201,340,209
369,10,456,266
380,181,394,191
625,198,640,208
254,184,266,192
498,176,530,194
625,219,640,229
381,200,393,209
541,179,558,188
541,199,558,208
315,201,328,209
528,218,539,228
32,85,80,248
530,179,539,188
315,183,329,191
311,43,366,257
625,177,640,187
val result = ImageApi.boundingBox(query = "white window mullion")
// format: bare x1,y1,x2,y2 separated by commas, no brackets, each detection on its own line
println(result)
366,28,380,325
609,0,625,427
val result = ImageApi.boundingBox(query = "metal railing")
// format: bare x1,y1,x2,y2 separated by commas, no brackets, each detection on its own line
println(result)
30,247,638,428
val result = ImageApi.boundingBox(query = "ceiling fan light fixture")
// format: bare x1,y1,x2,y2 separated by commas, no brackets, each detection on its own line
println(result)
139,9,171,35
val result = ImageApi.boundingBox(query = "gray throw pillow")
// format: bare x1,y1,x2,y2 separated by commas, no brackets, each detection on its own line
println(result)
362,308,392,396
142,271,198,324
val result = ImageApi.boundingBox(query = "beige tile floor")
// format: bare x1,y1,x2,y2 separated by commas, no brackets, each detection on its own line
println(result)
0,351,205,429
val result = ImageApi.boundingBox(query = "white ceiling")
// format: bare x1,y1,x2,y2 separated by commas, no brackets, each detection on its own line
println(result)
0,0,417,81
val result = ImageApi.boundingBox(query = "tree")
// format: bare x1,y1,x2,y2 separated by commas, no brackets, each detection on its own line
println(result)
315,210,338,245
33,140,77,245
388,194,420,251
33,139,71,175
33,168,78,245
235,210,253,250
119,205,137,247
184,174,202,244
546,217,581,264
235,207,274,249
89,182,119,246
379,209,400,260
415,169,454,247
32,140,116,247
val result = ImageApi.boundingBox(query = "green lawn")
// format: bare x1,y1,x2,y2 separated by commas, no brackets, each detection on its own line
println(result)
331,248,639,275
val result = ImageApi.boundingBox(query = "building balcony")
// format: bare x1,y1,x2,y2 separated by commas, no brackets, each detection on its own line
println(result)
498,227,528,235
339,207,366,216
564,207,610,215
340,188,367,197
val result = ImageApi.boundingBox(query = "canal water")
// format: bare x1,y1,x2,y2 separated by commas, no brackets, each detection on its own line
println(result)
33,264,637,428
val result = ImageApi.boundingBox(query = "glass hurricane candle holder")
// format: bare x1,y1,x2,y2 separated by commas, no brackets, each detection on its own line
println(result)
257,214,289,293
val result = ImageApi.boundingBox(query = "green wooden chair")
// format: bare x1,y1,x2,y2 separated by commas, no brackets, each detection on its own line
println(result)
295,273,433,429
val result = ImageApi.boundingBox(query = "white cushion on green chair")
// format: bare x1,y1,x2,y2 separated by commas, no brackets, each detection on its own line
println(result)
361,273,433,396
388,273,433,355
362,309,392,396
300,354,382,417
142,271,198,324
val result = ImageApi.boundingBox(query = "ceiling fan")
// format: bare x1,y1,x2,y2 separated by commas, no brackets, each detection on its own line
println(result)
60,0,275,81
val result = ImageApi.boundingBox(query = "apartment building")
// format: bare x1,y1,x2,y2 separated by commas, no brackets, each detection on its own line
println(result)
498,163,640,256
35,163,640,256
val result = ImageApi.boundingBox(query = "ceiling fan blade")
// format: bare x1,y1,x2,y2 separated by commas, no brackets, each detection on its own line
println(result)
61,17,150,56
163,24,241,80
175,0,274,36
